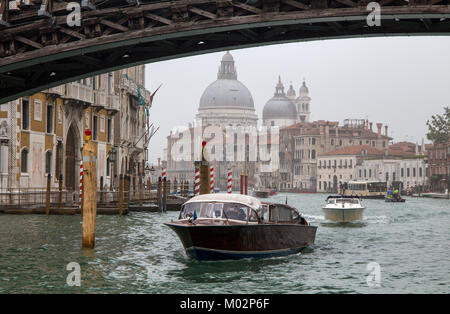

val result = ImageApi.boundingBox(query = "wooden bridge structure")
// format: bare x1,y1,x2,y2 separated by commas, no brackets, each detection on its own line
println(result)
1,0,450,103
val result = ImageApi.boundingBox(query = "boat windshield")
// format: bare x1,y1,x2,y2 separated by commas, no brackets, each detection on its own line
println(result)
336,198,358,204
180,202,250,221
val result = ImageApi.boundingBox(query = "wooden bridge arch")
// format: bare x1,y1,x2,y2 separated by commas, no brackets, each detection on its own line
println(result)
1,0,450,103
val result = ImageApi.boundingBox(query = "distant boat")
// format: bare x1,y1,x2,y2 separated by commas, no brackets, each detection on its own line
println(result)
253,188,269,198
322,195,365,222
165,194,317,260
342,181,386,199
385,189,406,202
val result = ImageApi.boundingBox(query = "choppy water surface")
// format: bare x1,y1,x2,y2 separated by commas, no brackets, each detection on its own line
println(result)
0,193,449,293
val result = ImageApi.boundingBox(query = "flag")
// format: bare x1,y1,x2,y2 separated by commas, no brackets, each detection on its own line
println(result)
150,84,162,104
137,87,145,106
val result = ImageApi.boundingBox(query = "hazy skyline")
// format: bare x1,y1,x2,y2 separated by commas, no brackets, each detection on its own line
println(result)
145,36,450,164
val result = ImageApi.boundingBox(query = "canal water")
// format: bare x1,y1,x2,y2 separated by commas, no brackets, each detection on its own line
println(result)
0,193,448,294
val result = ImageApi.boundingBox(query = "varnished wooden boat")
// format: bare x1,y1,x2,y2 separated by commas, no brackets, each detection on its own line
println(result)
165,194,317,261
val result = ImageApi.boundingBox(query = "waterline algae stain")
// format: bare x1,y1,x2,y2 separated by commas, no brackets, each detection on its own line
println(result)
0,193,448,293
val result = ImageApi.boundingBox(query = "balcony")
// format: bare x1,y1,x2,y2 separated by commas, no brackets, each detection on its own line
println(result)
44,85,65,97
92,90,106,111
106,94,120,115
64,82,93,104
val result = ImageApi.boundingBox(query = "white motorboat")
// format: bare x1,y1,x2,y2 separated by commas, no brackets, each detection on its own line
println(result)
322,196,365,222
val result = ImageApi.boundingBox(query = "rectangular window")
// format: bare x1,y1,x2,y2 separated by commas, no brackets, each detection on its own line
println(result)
21,149,28,173
34,99,42,122
93,115,98,140
46,104,53,133
107,118,112,142
57,105,62,124
100,115,105,133
85,111,90,129
22,99,29,130
45,151,52,174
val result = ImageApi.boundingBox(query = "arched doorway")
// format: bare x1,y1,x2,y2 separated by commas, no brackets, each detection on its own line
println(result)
65,123,80,191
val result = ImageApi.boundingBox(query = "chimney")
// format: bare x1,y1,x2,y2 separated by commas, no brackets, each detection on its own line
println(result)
369,122,373,131
376,123,382,138
384,125,388,137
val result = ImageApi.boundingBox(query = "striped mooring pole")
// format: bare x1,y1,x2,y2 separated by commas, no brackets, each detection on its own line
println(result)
210,166,214,193
194,164,200,196
79,160,83,209
162,167,167,180
227,168,232,194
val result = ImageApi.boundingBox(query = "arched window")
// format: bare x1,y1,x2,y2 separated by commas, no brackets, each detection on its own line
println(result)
21,148,28,173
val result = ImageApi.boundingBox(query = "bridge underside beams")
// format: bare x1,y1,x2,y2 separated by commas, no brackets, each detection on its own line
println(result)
1,1,450,103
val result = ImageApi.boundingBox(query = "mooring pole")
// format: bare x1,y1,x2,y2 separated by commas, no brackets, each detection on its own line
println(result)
199,141,210,195
157,176,162,212
118,174,124,216
45,173,51,215
81,134,97,249
163,178,168,212
58,174,63,209
100,176,104,204
147,177,151,200
126,175,130,210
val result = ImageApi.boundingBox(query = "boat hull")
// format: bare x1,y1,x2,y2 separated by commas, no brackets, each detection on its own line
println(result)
253,191,270,198
165,222,317,261
385,197,405,202
322,207,365,222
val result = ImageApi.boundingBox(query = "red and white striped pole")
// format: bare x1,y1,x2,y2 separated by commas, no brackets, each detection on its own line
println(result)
194,165,200,196
227,168,232,194
162,167,166,180
210,166,214,193
79,160,83,209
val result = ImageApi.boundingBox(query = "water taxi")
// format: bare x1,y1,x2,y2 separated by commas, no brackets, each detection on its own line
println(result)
165,194,317,261
322,195,365,222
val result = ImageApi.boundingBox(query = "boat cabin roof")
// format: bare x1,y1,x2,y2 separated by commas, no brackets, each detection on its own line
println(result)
184,193,262,211
326,195,361,200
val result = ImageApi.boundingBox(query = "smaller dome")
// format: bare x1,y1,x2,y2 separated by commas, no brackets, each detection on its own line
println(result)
263,77,297,120
263,99,297,120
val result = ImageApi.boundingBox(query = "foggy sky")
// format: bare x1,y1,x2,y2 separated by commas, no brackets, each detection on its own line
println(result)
144,36,450,164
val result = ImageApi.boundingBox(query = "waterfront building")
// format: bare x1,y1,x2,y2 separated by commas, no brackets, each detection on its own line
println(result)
316,142,428,193
0,65,151,195
284,119,391,191
427,141,450,191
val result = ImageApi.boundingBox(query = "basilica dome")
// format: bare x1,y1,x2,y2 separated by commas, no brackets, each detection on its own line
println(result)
199,52,255,110
263,77,297,120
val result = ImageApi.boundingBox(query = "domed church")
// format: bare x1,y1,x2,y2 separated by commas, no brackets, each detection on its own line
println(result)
196,51,258,127
262,77,311,128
